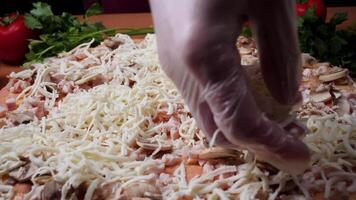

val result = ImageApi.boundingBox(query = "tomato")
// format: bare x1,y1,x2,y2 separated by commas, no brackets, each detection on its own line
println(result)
0,13,36,64
296,0,327,21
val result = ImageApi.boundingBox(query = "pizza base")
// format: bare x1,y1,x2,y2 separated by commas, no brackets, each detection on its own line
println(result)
1,34,356,200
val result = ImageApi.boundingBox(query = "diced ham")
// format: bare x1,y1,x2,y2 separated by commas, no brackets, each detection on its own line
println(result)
9,79,30,94
5,97,17,111
58,80,75,94
35,101,48,119
50,73,65,84
74,53,87,61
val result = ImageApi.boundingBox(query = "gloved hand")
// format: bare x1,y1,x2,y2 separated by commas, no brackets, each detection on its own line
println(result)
150,0,310,175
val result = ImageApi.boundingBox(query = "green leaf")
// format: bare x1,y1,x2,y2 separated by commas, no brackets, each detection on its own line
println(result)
329,12,348,26
30,2,53,18
23,1,118,64
24,13,43,29
241,26,252,37
303,6,317,21
85,3,103,18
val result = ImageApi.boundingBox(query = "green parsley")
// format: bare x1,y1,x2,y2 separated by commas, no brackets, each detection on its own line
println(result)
24,2,116,64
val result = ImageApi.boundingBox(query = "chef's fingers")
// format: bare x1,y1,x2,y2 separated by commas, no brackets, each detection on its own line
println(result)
150,0,311,174
250,0,302,105
150,0,232,146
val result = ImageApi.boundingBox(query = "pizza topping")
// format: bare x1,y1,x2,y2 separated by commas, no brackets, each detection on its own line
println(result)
301,53,318,68
198,147,243,160
5,97,17,111
0,34,356,199
8,163,37,182
309,91,341,103
319,68,348,83
136,137,172,151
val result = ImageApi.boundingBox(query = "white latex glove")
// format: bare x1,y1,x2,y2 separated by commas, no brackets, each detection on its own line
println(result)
149,0,310,175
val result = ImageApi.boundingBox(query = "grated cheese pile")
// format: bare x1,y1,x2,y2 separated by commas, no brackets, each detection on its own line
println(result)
0,34,356,200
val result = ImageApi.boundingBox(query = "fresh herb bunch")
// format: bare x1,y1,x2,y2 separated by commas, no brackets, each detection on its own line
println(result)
298,7,356,75
24,2,116,63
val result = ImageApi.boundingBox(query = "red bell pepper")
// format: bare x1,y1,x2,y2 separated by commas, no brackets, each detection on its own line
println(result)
296,0,327,21
0,13,36,64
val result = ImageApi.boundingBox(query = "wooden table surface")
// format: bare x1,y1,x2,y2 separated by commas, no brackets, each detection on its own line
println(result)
1,7,356,88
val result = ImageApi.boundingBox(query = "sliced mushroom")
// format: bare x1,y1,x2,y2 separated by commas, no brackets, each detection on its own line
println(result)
33,174,52,185
310,91,341,103
198,147,242,160
136,137,172,151
334,85,355,93
9,163,37,182
319,68,348,82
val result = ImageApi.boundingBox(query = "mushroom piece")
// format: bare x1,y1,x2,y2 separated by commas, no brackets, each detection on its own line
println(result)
198,147,243,160
9,163,37,182
33,174,52,185
136,137,172,151
319,68,348,82
334,85,356,93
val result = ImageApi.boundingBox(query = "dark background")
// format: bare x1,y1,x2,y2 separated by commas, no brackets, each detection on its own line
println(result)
0,0,355,15
0,0,150,15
